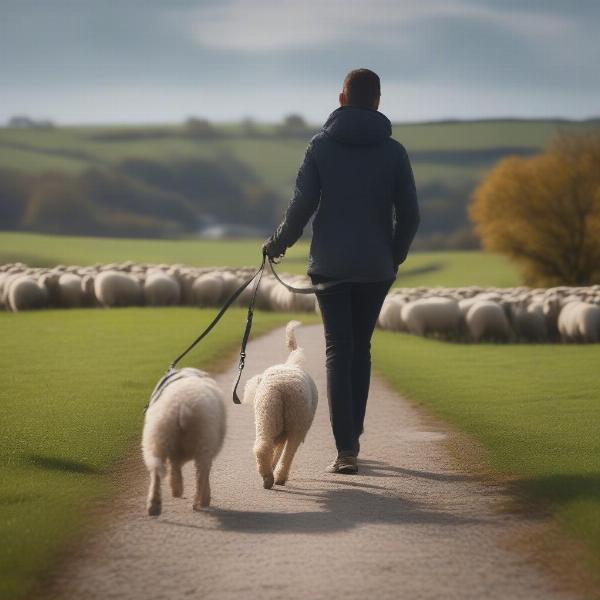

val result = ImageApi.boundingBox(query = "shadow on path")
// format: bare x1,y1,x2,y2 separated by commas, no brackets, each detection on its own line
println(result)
160,484,482,536
359,459,481,483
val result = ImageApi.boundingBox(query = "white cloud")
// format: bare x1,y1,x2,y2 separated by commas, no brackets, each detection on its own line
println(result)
167,0,574,51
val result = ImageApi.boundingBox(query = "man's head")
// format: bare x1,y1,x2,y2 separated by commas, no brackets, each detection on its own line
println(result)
339,69,381,110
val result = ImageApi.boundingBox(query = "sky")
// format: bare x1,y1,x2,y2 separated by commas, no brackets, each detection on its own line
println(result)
1,0,599,125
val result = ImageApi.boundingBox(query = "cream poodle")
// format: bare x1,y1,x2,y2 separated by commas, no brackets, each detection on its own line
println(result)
243,321,318,488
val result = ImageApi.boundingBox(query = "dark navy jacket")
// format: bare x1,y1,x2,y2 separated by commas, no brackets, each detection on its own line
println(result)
267,106,420,281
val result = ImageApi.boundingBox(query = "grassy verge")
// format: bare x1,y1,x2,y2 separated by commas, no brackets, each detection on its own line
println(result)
372,331,600,581
0,231,519,287
0,307,317,600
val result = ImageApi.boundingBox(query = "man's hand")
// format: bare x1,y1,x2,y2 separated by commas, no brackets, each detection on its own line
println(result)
262,237,286,262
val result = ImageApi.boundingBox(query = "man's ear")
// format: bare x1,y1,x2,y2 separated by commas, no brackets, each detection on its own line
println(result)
339,91,346,106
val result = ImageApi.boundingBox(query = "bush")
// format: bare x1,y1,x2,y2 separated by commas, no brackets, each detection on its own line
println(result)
470,132,600,285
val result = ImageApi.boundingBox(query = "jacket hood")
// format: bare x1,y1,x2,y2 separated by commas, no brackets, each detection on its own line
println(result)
322,106,392,146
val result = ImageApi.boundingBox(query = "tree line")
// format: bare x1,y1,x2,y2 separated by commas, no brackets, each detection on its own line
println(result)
0,156,282,238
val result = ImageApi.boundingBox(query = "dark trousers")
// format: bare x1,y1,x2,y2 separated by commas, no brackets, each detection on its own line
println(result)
310,274,394,453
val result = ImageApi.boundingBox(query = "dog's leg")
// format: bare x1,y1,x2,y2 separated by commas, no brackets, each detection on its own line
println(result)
255,439,275,489
170,460,183,498
272,438,285,471
193,458,211,510
147,468,162,516
274,436,302,486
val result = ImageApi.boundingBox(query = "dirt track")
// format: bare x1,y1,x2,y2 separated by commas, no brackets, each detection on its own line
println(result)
49,323,570,600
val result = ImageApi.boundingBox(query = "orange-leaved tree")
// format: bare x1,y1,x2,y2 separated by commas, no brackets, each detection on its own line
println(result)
470,132,600,286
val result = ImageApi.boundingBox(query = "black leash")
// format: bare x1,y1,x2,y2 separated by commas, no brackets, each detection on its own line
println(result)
230,258,357,402
145,256,266,412
145,252,357,412
268,260,357,294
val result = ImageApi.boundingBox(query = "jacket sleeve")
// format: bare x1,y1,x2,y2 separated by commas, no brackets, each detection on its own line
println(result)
392,146,420,268
266,142,321,256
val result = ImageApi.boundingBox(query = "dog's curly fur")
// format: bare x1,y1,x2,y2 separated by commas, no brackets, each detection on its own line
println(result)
142,368,226,515
243,321,318,489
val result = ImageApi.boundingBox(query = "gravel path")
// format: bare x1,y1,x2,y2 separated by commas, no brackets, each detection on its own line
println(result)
49,323,570,600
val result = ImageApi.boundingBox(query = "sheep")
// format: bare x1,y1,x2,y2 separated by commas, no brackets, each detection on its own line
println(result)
144,270,181,306
255,276,276,311
192,273,224,307
506,301,548,342
270,283,295,312
142,368,226,515
7,276,48,312
57,273,84,308
466,300,512,342
243,321,318,489
289,277,317,312
401,297,461,337
378,296,406,331
558,301,600,343
94,270,143,308
219,272,242,302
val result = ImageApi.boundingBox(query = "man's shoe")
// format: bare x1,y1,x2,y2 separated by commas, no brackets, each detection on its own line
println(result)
326,453,358,474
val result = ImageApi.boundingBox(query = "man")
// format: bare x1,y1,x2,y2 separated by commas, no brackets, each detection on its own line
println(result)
263,68,420,474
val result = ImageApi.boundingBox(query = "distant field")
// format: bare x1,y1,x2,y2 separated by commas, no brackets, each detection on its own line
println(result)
0,308,318,600
0,232,520,287
1,119,596,196
372,331,600,585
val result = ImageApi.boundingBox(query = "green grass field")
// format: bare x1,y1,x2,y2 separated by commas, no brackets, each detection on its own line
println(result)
0,232,520,288
372,331,600,580
0,308,318,600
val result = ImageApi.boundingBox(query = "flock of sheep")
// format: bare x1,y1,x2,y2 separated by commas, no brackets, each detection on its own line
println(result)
378,285,600,343
0,261,315,313
2,261,600,343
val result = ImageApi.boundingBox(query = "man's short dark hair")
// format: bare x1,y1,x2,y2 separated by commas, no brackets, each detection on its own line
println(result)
343,69,381,108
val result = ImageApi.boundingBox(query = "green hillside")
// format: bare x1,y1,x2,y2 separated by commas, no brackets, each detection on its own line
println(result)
1,118,598,245
1,119,595,193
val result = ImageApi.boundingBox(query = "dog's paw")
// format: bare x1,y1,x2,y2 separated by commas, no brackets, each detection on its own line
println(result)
147,501,162,517
263,474,274,489
274,476,287,486
193,500,209,511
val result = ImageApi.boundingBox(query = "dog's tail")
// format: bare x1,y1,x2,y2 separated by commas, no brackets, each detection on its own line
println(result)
286,320,301,351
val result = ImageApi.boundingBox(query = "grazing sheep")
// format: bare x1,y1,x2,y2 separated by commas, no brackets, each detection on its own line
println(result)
290,278,316,312
270,283,295,312
7,276,48,312
243,321,318,489
558,301,600,343
507,300,547,342
94,270,143,307
219,272,242,302
192,273,224,307
466,301,512,342
144,271,181,306
57,273,84,308
401,297,461,337
255,277,276,311
378,296,406,331
142,368,226,515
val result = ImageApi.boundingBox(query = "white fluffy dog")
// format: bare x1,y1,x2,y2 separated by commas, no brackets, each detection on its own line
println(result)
142,368,226,515
243,321,318,489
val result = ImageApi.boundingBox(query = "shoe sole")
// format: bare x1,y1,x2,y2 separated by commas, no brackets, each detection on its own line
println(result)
327,466,358,475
